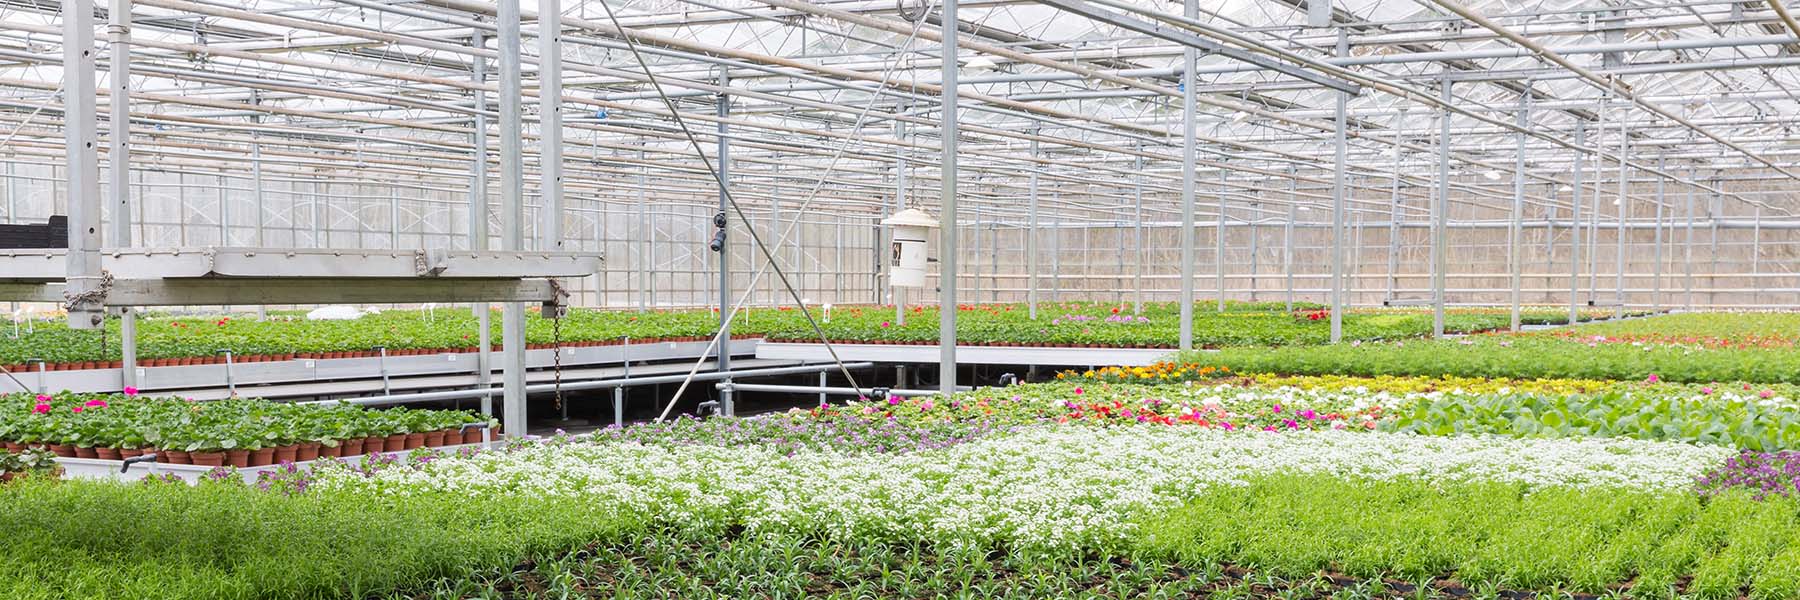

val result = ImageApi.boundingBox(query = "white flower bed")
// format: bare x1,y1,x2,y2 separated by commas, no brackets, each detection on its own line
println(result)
314,427,1733,548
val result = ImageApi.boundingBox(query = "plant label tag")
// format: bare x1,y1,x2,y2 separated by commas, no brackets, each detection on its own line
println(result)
304,360,316,368
135,368,146,377
447,354,457,362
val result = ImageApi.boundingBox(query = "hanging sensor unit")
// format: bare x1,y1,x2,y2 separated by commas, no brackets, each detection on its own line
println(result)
881,208,939,288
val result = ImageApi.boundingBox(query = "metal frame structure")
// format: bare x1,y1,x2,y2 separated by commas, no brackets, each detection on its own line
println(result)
3,0,1799,382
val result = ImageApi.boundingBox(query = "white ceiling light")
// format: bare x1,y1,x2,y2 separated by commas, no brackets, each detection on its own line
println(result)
1559,185,1573,192
1482,170,1503,181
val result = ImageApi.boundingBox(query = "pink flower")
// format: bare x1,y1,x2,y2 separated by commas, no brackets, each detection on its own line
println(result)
84,399,108,408
1701,387,1714,395
31,403,50,414
1645,374,1660,384
1221,422,1235,431
35,394,51,403
1272,404,1282,414
919,400,935,411
123,386,139,396
887,396,901,406
1760,390,1774,399
880,321,891,328
71,406,84,413
1072,387,1084,395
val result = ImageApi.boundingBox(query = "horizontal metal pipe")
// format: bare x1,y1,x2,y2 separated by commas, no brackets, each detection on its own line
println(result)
718,382,969,398
306,361,877,407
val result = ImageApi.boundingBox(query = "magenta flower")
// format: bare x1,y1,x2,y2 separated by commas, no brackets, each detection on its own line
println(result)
880,321,891,328
887,396,901,406
123,386,139,396
32,403,50,414
1645,374,1660,384
71,406,84,414
1072,387,1084,395
84,399,108,409
1761,390,1775,399
1272,404,1282,414
35,394,51,403
1701,387,1714,395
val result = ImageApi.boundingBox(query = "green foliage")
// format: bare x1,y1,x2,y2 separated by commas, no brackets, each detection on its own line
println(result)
1382,387,1800,452
1136,475,1800,599
0,478,636,600
1188,334,1800,384
0,392,487,451
1,303,1620,366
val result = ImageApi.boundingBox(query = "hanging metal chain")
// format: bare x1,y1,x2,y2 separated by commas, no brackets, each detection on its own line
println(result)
550,311,564,413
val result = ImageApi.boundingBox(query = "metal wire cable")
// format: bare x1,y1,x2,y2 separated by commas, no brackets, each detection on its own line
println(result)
588,0,933,420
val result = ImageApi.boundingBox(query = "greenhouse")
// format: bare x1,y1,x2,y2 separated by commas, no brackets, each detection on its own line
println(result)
3,0,1800,597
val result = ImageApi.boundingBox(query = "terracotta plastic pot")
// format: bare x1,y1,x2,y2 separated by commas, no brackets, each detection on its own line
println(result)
404,433,425,450
318,444,343,459
249,448,275,467
2,441,21,452
190,451,226,467
95,447,121,461
225,449,251,468
423,431,447,447
342,438,365,456
168,450,196,465
364,436,386,454
120,448,143,459
296,442,320,463
48,444,76,458
385,433,407,450
273,444,299,464
75,446,99,459
462,429,484,445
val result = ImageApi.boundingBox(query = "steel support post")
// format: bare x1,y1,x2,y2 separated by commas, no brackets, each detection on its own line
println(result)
1587,103,1605,304
938,0,959,395
499,0,528,439
637,154,650,311
1431,79,1450,339
64,0,104,330
1751,206,1762,307
1177,0,1199,350
716,73,732,398
1247,201,1259,302
471,27,493,421
1653,157,1665,311
1684,165,1695,310
1132,152,1144,314
1284,171,1296,311
1027,137,1039,319
1386,112,1404,302
1328,29,1348,343
1614,109,1627,316
1216,163,1228,313
894,118,907,325
1508,93,1528,332
1569,124,1584,322
107,0,137,384
539,0,563,252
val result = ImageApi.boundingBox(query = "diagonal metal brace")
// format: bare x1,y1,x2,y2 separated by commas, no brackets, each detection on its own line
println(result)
1033,0,1362,96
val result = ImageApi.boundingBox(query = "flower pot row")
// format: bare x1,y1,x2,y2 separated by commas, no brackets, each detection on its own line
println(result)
3,335,774,372
9,428,495,467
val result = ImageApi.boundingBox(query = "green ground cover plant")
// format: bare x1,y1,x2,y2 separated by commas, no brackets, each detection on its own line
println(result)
0,391,488,457
1557,312,1800,349
1,302,1619,367
1184,334,1800,384
0,477,636,600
